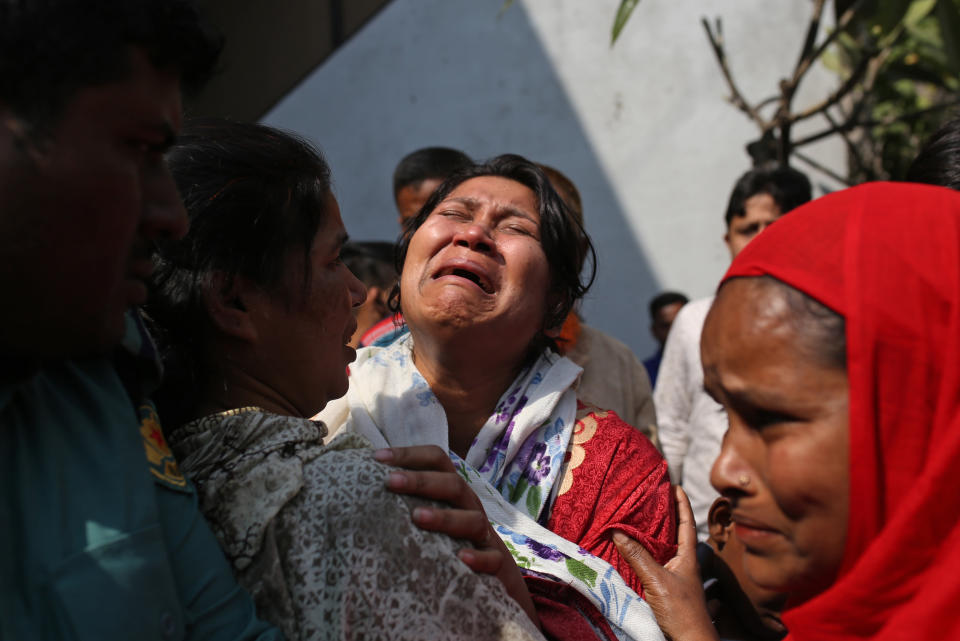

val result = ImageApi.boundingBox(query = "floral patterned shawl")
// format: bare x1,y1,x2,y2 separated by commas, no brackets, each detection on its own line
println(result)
318,334,665,641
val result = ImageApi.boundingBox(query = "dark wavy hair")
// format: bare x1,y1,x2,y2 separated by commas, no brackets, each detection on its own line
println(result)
392,146,473,198
390,153,597,355
724,165,812,226
146,117,333,426
0,0,220,137
907,116,960,191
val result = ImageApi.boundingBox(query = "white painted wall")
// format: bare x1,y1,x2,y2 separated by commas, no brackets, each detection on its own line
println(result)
264,0,844,358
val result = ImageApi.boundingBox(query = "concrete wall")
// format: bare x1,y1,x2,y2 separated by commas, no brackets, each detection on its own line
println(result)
263,0,844,358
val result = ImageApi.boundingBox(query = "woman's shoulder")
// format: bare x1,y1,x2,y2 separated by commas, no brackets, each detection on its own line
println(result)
573,400,661,460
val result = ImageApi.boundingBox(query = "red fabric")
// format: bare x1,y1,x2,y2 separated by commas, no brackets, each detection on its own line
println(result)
722,182,960,640
357,312,404,347
545,402,677,596
524,576,619,641
555,311,582,355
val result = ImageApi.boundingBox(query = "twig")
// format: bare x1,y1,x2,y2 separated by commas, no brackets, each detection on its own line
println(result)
793,97,960,150
701,16,768,131
790,0,827,87
793,150,854,186
824,107,865,173
790,50,873,123
793,0,867,85
756,95,780,111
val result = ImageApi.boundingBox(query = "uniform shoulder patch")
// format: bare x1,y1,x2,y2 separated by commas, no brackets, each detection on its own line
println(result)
139,402,189,492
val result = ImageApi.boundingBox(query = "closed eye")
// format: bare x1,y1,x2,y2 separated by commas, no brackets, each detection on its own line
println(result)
741,406,800,430
500,223,536,237
439,209,471,221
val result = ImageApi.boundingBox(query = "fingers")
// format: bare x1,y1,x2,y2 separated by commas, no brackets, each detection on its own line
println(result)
374,445,456,473
672,485,700,576
386,469,481,510
613,529,664,588
457,548,505,575
412,505,491,544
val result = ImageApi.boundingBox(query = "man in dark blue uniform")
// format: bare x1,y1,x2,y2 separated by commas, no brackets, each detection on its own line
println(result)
0,2,282,639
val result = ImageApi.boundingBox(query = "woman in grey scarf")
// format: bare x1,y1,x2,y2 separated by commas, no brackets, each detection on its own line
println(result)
146,117,541,641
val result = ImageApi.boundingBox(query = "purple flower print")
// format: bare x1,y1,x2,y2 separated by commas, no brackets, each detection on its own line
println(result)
524,442,551,483
526,539,564,561
479,423,513,473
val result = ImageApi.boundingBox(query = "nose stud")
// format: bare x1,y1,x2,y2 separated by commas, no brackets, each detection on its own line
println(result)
738,474,751,488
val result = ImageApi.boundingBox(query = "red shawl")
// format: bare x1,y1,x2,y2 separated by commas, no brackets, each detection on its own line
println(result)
721,182,960,640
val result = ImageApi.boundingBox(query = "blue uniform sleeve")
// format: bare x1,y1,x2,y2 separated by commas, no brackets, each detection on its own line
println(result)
155,480,284,641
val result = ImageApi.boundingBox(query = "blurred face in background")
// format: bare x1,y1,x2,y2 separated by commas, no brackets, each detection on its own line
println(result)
395,177,443,227
724,193,781,260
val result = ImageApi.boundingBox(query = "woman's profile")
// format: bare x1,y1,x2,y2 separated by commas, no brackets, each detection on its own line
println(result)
615,181,960,641
147,118,544,641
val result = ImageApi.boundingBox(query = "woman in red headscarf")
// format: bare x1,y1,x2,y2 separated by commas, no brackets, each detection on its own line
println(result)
613,181,960,640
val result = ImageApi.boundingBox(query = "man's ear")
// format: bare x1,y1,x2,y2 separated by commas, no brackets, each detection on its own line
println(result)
708,496,734,550
201,272,259,342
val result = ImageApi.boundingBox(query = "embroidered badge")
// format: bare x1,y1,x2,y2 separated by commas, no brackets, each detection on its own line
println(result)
139,402,188,491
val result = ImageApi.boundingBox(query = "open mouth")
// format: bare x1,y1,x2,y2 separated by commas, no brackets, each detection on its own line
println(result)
433,266,494,293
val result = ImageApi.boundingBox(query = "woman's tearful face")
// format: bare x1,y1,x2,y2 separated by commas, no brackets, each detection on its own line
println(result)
399,176,552,352
703,277,850,605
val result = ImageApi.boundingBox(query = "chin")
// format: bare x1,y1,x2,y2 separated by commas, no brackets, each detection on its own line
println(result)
55,310,128,358
329,376,350,403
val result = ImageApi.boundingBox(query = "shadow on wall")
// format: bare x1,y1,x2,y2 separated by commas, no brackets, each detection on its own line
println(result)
264,0,661,357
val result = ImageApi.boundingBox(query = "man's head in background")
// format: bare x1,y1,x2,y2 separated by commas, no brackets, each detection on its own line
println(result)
723,165,812,259
537,163,591,276
648,291,688,348
0,0,220,358
392,146,472,226
341,241,398,348
703,496,788,640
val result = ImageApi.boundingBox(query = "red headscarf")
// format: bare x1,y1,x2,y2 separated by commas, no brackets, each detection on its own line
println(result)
721,182,960,640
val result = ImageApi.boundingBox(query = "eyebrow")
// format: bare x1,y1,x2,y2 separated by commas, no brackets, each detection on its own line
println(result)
446,196,537,223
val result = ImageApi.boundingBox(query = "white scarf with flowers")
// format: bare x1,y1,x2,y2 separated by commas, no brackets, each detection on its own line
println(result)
318,334,665,641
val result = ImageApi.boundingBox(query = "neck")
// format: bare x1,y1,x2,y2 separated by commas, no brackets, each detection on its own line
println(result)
410,330,526,457
196,356,301,420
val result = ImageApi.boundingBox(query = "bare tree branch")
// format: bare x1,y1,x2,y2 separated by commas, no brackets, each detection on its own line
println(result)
793,0,867,85
823,107,866,173
789,50,873,123
811,0,866,67
756,95,780,111
700,16,768,131
790,0,827,87
793,150,854,186
792,98,960,149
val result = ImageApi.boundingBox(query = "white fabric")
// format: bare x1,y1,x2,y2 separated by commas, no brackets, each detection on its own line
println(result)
653,296,726,542
319,334,666,641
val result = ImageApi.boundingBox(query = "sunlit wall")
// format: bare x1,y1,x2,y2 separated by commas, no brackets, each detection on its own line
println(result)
264,0,844,358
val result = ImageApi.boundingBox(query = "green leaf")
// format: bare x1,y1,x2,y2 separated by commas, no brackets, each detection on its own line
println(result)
504,541,532,569
525,485,542,516
873,0,913,34
565,558,598,587
611,0,641,45
511,476,529,504
937,0,960,72
904,0,938,29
